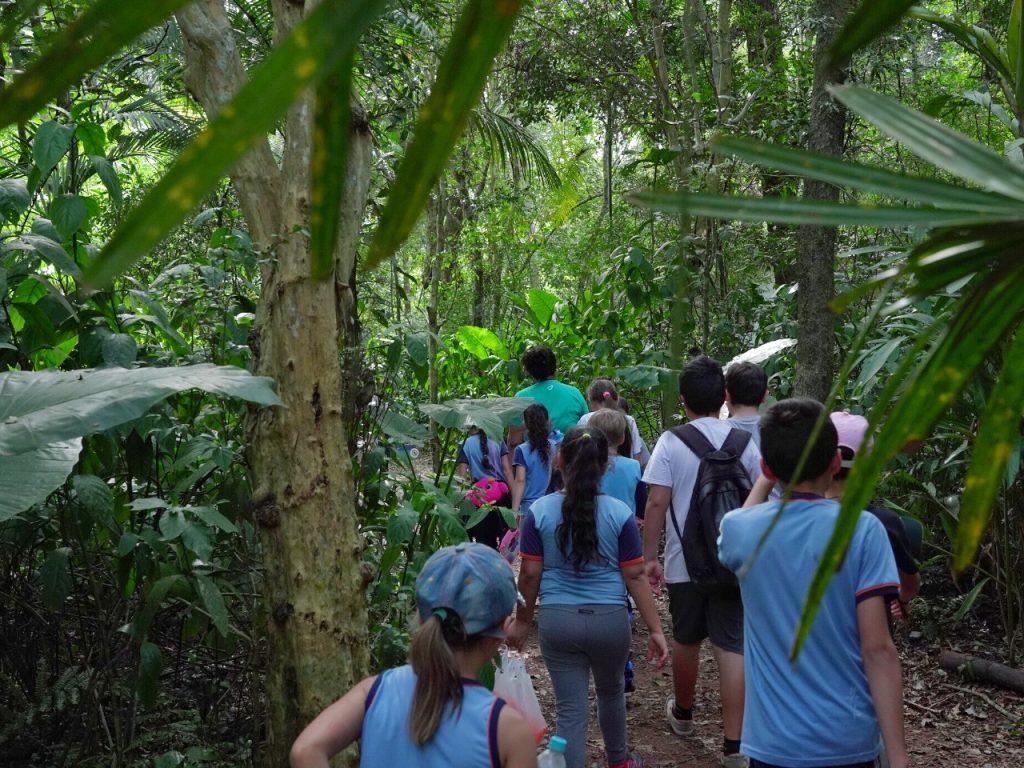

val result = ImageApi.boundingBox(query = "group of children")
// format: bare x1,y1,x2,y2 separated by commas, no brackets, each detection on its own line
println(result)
291,346,916,768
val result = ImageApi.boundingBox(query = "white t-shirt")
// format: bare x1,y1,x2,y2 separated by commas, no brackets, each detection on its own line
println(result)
642,417,762,583
578,410,644,461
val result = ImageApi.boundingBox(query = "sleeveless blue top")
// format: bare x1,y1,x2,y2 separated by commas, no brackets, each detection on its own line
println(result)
360,664,504,768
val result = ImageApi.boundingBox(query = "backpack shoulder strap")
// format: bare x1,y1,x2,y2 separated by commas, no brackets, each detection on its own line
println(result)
669,423,715,458
721,428,752,457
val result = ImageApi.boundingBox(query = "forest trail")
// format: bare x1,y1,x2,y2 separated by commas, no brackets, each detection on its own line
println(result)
517,587,1024,767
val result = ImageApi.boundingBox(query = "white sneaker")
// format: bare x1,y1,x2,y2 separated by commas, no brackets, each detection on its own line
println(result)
665,697,695,737
720,753,749,768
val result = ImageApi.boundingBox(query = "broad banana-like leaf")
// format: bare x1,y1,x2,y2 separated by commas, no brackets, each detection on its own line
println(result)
0,439,82,522
364,0,526,270
0,365,280,519
0,364,280,455
419,397,530,443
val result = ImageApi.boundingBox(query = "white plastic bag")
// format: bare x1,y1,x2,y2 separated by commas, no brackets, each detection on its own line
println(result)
493,648,547,744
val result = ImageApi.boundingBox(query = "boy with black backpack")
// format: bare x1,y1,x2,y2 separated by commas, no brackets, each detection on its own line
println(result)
642,355,761,768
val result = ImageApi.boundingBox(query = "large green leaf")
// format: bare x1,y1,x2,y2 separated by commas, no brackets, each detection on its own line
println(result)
309,51,354,281
363,0,526,270
33,121,75,174
712,135,1022,212
85,0,389,286
456,325,509,360
0,179,30,222
526,288,559,329
0,1,196,127
955,328,1024,569
626,190,1015,228
0,364,281,456
828,0,917,67
0,440,82,522
419,397,530,442
831,85,1024,202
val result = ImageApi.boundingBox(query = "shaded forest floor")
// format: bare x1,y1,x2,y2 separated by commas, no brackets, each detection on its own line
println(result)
515,582,1024,767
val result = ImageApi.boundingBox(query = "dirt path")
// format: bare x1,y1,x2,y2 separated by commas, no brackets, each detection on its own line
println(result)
517,588,1024,767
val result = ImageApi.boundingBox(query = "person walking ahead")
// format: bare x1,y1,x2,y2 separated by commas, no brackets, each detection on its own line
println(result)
642,355,761,768
508,427,668,768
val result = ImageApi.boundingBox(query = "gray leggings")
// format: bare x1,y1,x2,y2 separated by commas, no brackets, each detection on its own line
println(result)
538,604,631,768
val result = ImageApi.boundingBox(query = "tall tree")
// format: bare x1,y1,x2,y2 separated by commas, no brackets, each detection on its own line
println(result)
174,2,370,764
794,0,852,400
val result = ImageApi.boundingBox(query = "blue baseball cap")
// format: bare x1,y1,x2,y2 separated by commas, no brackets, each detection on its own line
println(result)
416,542,517,638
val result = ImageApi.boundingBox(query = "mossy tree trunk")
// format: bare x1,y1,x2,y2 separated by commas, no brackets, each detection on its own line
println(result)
176,1,371,765
795,0,851,401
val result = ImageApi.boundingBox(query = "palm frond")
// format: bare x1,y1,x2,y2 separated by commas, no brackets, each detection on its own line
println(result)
469,107,560,188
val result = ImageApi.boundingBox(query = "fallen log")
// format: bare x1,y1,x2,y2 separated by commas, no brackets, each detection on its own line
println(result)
938,650,1024,695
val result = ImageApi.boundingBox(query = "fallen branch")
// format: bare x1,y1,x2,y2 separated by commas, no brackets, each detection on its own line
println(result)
940,683,1016,720
938,650,1024,695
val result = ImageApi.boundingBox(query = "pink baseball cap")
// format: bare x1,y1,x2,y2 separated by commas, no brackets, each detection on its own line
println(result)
830,411,868,468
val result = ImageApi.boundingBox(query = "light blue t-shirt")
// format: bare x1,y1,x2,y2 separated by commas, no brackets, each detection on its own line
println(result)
513,439,556,512
520,493,642,605
458,435,509,482
727,414,762,450
359,664,503,768
718,498,900,768
601,455,642,514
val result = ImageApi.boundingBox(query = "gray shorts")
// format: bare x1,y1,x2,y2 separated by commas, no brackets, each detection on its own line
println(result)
667,582,743,653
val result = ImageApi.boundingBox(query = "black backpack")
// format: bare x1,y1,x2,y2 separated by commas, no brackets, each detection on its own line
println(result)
668,425,753,586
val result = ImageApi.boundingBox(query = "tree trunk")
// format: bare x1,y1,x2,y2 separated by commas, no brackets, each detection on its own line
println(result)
176,2,370,765
794,0,850,401
627,0,696,426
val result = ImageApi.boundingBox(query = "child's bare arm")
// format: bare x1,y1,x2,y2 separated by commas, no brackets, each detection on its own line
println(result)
858,595,908,768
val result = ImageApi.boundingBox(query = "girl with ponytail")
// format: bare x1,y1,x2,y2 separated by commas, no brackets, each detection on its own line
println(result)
291,543,536,768
511,404,558,515
578,378,648,466
507,428,668,768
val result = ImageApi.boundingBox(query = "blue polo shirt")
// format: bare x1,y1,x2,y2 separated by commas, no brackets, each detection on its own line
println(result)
718,498,899,767
520,493,642,605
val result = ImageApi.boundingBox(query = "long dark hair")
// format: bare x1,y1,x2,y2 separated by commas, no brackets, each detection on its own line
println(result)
523,404,551,465
556,426,608,571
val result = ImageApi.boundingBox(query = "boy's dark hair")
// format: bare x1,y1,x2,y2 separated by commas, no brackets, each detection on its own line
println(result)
725,362,768,407
678,355,726,415
522,346,556,380
760,398,838,484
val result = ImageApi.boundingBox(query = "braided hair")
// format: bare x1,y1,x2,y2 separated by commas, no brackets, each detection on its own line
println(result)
476,428,493,474
556,426,609,571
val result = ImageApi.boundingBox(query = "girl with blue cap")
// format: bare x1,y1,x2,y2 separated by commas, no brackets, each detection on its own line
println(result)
290,542,537,768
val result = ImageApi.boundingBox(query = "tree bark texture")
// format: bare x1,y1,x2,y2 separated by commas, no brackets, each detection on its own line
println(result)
794,0,850,401
176,2,371,766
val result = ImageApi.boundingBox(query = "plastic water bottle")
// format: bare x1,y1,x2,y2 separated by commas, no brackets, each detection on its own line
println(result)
538,736,567,768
